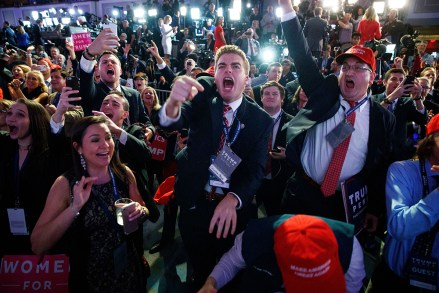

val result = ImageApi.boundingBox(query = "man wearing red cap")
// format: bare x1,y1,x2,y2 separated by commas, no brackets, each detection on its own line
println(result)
368,114,439,291
278,0,395,239
198,214,365,292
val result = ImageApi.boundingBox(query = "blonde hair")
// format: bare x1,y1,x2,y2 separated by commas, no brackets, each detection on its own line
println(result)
363,7,379,22
141,86,161,111
26,70,49,93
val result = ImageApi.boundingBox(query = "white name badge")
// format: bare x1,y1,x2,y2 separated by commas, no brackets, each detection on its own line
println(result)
7,208,29,235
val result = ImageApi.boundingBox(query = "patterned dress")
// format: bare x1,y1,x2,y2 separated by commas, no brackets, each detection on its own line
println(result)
66,172,143,293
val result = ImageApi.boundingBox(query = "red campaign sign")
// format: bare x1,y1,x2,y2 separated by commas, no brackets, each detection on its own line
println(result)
72,32,92,52
147,133,168,161
0,255,69,293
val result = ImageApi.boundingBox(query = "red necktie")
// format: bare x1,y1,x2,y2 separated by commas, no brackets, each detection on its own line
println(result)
218,104,232,153
320,102,357,197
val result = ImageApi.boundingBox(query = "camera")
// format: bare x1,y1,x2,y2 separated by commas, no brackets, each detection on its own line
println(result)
400,31,421,55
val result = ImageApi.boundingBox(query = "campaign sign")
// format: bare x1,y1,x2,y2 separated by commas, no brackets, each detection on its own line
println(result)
0,255,69,292
147,134,167,161
72,32,92,52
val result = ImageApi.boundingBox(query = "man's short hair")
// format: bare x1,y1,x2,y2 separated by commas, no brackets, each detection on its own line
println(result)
267,62,282,72
214,45,250,74
281,59,292,66
261,80,285,101
97,51,121,66
51,68,70,78
106,90,130,111
314,7,323,16
384,68,406,82
352,32,361,38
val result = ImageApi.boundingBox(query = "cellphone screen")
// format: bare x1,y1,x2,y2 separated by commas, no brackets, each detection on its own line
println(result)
66,76,80,91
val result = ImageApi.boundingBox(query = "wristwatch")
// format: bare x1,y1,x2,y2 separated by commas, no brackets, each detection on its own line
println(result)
383,98,392,104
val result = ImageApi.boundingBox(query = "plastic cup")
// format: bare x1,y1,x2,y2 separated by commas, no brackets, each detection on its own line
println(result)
115,198,133,225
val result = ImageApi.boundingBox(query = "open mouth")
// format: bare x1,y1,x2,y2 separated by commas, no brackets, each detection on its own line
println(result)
107,69,115,76
345,79,355,89
104,112,113,119
9,125,17,136
96,151,110,158
223,77,234,90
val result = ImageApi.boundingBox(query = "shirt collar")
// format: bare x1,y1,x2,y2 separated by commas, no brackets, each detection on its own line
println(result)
224,96,243,113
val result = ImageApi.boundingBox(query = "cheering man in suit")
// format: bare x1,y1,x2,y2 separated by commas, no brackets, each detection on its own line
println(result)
278,0,395,238
79,28,150,126
159,45,273,290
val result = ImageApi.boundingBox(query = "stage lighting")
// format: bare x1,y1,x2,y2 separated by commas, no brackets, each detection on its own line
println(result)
275,7,282,18
78,9,83,15
23,20,31,27
247,3,251,8
68,8,75,15
112,9,119,17
282,47,289,58
322,0,338,12
49,8,56,14
148,9,157,17
45,18,53,26
52,18,59,25
229,9,240,21
260,47,276,63
59,9,64,13
31,11,39,21
134,7,145,18
373,1,385,14
388,0,407,9
191,8,201,20
138,18,146,23
217,7,223,17
61,17,71,25
180,6,187,16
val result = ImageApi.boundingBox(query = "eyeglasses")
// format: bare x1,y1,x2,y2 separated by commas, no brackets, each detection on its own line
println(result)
341,64,372,72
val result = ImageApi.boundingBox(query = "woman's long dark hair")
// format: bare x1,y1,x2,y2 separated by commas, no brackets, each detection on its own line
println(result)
70,116,130,183
15,98,51,155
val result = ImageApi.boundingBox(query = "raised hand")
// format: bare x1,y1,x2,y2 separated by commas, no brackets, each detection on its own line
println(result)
87,28,120,56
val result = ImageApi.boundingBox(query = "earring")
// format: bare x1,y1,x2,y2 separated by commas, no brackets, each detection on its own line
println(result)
79,153,87,171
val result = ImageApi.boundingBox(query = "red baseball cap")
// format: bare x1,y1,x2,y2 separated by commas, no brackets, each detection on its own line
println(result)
39,58,61,70
273,215,346,293
427,114,439,136
335,45,376,73
153,175,175,205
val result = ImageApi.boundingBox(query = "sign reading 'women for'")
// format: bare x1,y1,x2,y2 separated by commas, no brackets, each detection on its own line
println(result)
0,255,69,292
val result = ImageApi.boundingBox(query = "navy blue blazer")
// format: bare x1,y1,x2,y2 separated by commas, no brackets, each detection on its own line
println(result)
159,76,273,210
282,16,395,218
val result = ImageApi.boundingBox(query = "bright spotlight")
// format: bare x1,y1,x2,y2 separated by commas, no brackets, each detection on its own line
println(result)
293,0,300,5
180,6,187,16
138,18,146,23
275,7,283,18
388,0,407,9
373,1,385,14
322,0,338,12
61,17,71,25
191,8,201,20
134,7,145,18
148,9,157,17
123,11,127,15
78,9,83,14
282,47,289,57
31,11,39,20
112,9,119,17
229,8,240,21
59,8,64,13
260,47,276,63
217,7,223,17
68,8,75,15
247,3,251,8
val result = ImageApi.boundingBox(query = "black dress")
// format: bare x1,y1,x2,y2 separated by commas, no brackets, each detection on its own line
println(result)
65,171,143,293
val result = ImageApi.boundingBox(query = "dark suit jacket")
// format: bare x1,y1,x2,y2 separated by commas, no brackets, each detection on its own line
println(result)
79,66,149,125
317,56,334,75
281,16,395,220
117,124,159,223
303,16,328,52
271,111,294,181
234,37,260,59
159,76,273,210
252,84,264,107
373,92,427,161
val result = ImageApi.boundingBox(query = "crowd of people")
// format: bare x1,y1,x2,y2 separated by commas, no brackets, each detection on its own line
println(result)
1,0,439,292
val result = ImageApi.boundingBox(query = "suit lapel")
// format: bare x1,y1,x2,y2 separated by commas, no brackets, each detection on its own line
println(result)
211,96,223,151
